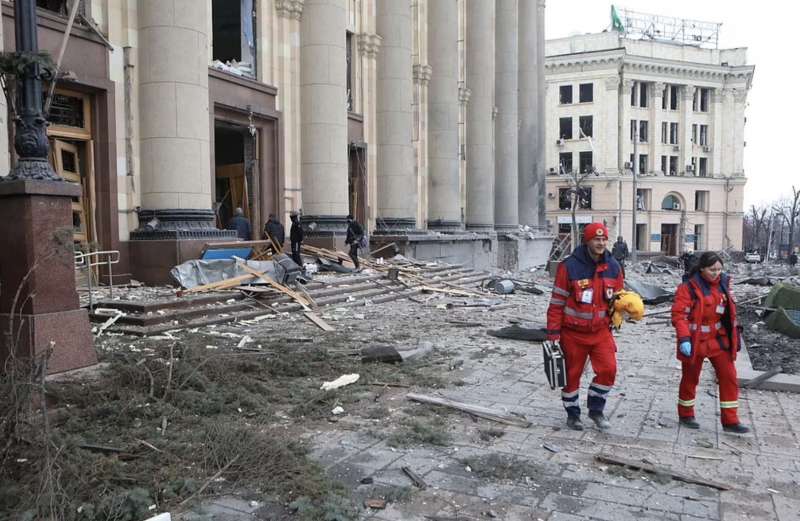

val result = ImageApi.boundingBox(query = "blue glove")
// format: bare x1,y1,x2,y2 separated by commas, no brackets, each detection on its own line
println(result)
679,341,692,357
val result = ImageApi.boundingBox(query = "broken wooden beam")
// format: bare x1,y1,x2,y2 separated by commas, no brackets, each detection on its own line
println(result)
304,311,335,332
406,392,531,428
595,454,731,491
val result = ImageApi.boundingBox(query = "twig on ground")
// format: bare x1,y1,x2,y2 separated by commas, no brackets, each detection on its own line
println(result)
179,454,241,506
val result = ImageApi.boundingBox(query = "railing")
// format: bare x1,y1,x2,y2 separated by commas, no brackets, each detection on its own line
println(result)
74,250,120,311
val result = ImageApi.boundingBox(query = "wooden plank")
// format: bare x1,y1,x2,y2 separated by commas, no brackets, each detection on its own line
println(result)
419,286,477,297
304,311,335,331
594,454,731,491
177,273,256,296
235,260,311,308
406,392,531,428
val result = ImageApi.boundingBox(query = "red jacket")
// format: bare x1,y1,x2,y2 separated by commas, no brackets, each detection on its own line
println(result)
546,245,624,339
671,272,740,362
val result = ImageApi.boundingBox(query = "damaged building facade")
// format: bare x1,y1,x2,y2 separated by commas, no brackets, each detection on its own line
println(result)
544,28,754,255
0,0,549,284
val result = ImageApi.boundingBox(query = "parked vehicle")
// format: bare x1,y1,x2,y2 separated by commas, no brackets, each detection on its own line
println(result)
744,251,762,263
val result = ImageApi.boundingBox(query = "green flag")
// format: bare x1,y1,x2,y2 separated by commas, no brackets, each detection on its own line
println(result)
611,5,624,32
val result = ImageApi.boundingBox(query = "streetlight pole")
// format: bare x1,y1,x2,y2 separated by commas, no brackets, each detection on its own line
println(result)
631,125,638,262
7,0,60,181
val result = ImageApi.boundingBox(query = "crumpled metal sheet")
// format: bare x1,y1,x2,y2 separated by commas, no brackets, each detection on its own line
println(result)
624,279,674,305
170,254,298,289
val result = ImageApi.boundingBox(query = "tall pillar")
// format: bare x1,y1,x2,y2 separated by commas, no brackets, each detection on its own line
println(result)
679,85,693,175
300,0,349,234
494,0,518,230
427,0,461,230
135,0,225,236
465,0,495,231
651,82,665,174
518,0,545,226
376,0,417,231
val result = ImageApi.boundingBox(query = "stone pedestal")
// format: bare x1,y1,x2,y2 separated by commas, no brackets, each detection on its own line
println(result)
0,180,96,374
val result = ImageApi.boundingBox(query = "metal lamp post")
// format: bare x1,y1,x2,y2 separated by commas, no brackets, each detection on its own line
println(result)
5,0,60,181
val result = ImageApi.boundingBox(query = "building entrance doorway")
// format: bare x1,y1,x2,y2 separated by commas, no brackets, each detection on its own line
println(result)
214,123,256,237
348,142,367,225
661,223,678,255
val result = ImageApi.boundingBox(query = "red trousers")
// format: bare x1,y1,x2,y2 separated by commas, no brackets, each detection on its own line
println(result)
560,329,617,417
678,337,739,426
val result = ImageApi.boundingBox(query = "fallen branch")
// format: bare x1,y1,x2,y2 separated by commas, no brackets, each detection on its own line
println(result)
402,466,428,490
595,454,731,490
179,454,241,506
406,393,531,428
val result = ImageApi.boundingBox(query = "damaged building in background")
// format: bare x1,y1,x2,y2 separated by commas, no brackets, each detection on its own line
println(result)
544,8,754,255
0,0,551,285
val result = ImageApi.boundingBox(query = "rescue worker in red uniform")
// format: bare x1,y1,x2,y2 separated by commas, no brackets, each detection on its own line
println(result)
671,251,749,433
546,223,624,431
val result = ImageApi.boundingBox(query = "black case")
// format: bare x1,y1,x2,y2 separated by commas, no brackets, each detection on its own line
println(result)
542,341,567,390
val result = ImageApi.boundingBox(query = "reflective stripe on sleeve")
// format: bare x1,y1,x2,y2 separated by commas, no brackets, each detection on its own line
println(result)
552,287,570,297
549,298,566,307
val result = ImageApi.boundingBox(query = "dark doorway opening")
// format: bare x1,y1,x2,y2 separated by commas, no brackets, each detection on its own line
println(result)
635,223,647,252
348,142,367,225
214,123,256,235
661,223,678,255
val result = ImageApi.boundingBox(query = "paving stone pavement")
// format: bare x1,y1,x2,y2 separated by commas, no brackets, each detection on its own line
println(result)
307,292,800,521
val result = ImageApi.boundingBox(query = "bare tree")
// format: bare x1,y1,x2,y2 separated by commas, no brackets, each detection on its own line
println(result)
748,204,769,254
772,186,800,257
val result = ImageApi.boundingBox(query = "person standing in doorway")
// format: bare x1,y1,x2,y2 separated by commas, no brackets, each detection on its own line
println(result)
264,214,285,251
345,215,364,270
671,251,749,434
545,223,624,431
289,212,304,267
226,207,251,241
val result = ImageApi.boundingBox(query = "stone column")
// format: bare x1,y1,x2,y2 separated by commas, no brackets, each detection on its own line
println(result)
376,0,417,231
651,82,665,173
619,78,634,172
427,0,462,230
710,88,723,176
0,16,8,176
494,0,518,230
518,0,545,226
300,0,349,232
136,0,224,235
679,85,693,175
465,0,495,231
603,76,620,174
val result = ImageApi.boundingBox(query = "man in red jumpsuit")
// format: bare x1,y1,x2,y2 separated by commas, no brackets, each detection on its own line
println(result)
546,223,624,431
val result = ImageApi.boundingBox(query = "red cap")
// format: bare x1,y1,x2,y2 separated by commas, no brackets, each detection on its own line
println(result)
583,222,609,242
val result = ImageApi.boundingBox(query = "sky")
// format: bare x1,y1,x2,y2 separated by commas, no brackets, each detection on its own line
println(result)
546,0,798,209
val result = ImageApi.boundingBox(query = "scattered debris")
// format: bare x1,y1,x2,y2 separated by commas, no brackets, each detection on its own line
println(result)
321,374,360,391
364,498,387,509
406,393,531,428
401,466,428,490
595,454,731,490
487,325,547,342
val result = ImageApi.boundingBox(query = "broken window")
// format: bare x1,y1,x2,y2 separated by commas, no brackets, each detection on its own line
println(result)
699,125,709,146
669,122,679,145
695,190,709,211
559,152,573,174
699,88,710,112
36,0,89,17
669,156,678,176
699,157,708,177
639,120,648,143
639,83,648,108
561,187,592,209
661,194,681,211
669,85,679,110
692,88,699,111
578,115,593,138
579,83,593,103
639,154,648,175
691,124,698,144
661,85,668,110
579,151,593,174
560,85,573,104
661,122,668,144
212,0,256,78
637,188,651,210
559,117,573,140
558,188,572,210
660,155,667,175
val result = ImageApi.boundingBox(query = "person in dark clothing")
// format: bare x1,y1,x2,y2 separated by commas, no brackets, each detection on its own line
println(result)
289,212,304,267
680,250,697,282
611,236,629,274
345,215,364,270
264,214,285,250
790,251,798,268
226,207,251,241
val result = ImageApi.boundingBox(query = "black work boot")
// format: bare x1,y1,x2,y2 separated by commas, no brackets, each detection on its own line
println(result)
722,423,750,434
588,412,611,431
679,417,700,429
566,416,584,431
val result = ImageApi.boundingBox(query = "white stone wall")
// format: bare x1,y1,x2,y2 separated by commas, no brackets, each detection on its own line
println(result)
544,33,753,251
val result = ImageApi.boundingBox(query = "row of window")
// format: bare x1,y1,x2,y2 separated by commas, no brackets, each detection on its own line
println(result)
560,80,712,113
628,154,709,177
560,116,711,148
558,116,593,140
558,151,594,174
557,187,710,212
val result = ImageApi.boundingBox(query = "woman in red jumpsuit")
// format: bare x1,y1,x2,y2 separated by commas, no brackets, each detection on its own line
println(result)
671,251,749,433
